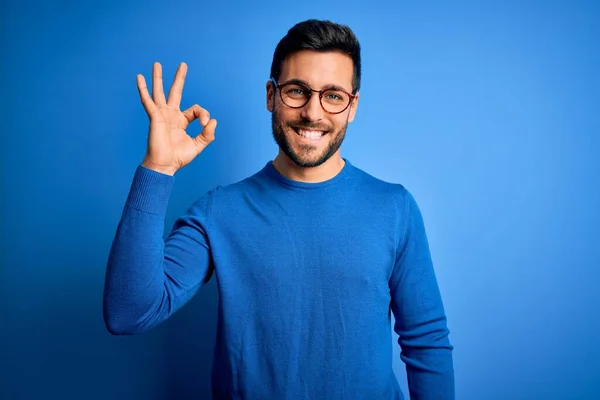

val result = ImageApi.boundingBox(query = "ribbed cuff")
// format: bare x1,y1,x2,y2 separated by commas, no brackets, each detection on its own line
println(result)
125,165,174,216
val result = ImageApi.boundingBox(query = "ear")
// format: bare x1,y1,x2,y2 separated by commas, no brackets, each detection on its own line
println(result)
266,80,275,112
347,92,360,123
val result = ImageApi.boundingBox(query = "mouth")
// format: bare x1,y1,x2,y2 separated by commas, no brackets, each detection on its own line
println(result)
292,127,328,142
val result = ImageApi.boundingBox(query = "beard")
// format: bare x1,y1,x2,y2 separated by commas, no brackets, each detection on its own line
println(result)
271,112,348,168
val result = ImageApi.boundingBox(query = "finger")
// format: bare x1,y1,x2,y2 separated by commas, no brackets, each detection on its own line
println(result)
137,74,157,116
194,119,217,154
182,104,210,126
152,62,167,105
167,62,187,109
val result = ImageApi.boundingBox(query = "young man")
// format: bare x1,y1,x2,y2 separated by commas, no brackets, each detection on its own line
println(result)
103,19,454,400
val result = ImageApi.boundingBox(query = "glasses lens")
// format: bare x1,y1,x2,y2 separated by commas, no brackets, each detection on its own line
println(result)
281,84,309,108
321,89,351,113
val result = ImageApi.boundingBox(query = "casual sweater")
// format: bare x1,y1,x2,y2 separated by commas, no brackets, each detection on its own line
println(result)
103,158,454,399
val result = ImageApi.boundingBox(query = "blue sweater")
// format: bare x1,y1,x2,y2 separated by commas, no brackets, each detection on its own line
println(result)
103,158,454,399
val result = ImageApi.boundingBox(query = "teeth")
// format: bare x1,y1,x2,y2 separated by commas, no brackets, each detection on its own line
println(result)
297,129,324,140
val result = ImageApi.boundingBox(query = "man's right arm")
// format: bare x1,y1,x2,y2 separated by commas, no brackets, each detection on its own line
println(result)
102,165,215,335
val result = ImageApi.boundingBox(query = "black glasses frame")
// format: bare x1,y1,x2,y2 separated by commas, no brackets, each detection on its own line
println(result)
270,78,356,115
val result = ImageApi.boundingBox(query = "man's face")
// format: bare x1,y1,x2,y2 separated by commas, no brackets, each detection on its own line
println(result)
267,50,359,168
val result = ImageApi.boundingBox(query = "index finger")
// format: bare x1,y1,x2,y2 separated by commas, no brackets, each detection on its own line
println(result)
167,62,188,109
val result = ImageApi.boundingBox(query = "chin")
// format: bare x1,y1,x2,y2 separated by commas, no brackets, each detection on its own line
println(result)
287,145,335,168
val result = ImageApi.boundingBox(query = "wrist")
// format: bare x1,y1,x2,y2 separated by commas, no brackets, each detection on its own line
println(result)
141,161,177,176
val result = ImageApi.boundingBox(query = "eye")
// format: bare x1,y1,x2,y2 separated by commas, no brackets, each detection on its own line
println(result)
284,85,309,99
323,90,347,103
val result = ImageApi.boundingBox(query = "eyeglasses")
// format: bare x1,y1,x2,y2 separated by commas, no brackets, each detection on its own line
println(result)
270,78,356,114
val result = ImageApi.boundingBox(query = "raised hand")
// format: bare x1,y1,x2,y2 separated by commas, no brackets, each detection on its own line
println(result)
137,62,217,176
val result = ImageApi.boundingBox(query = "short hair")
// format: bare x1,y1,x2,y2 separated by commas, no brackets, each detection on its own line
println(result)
269,19,362,94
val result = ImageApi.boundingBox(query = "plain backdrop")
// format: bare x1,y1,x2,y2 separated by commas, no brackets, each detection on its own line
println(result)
1,0,599,399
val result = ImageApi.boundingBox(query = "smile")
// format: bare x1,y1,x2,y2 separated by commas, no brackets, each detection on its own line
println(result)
293,128,327,141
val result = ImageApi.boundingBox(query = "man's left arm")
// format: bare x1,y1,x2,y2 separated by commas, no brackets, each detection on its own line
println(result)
389,188,455,399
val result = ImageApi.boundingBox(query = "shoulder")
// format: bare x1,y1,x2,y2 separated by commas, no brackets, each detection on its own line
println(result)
346,162,428,233
348,161,414,205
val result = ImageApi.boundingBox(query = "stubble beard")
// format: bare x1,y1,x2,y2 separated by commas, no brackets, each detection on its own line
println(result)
271,112,348,168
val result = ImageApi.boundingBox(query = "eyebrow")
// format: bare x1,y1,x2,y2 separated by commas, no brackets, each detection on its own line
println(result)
280,78,351,93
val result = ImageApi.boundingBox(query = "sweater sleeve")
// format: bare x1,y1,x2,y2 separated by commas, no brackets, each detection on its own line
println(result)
389,188,455,399
103,165,215,335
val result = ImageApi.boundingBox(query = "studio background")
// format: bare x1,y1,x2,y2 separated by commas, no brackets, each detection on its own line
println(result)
2,1,598,399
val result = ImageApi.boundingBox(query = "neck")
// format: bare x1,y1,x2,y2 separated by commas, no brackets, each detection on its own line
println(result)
272,151,345,183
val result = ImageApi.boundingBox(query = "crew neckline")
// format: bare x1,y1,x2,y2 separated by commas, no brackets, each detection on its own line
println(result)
262,158,353,190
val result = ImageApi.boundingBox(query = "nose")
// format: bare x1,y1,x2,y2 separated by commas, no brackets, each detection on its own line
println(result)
300,93,324,121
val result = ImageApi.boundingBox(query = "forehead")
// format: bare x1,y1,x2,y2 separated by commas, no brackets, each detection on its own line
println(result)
279,50,354,91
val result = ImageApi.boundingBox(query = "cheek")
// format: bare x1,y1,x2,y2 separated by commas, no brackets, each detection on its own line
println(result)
331,116,346,130
276,108,297,125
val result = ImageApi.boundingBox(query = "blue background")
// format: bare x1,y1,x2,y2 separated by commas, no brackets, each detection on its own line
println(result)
2,0,599,399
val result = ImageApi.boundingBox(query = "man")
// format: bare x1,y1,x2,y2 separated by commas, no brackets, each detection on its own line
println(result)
103,19,454,399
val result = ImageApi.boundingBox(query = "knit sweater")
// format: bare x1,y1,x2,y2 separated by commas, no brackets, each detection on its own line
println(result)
103,158,454,399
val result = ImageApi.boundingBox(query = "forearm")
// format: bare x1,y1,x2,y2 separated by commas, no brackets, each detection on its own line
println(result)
103,166,175,334
397,313,455,399
392,262,455,399
103,207,172,335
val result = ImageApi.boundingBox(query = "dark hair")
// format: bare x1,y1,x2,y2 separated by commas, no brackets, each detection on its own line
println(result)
269,19,362,94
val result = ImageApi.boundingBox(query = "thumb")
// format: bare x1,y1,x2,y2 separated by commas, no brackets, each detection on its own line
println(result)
193,118,217,154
